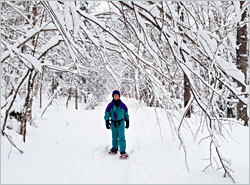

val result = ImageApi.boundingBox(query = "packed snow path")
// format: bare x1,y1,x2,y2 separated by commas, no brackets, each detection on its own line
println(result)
1,98,249,183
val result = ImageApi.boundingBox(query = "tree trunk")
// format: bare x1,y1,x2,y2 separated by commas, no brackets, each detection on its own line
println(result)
31,2,37,47
236,1,248,126
20,69,33,142
84,94,87,104
184,74,192,117
24,2,38,126
40,68,44,108
27,71,38,124
75,87,78,110
134,69,139,100
66,88,72,108
178,3,192,117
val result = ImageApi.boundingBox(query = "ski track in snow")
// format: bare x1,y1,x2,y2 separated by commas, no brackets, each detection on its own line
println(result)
1,97,249,184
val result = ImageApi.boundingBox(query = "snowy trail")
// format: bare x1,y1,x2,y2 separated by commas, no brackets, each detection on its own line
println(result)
1,98,249,184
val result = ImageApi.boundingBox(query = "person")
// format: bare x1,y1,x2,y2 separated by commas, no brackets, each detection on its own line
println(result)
104,90,129,158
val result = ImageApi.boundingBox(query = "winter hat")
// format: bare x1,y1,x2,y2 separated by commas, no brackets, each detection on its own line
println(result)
112,90,120,98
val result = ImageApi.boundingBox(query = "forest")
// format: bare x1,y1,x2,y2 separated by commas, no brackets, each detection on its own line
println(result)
1,1,249,184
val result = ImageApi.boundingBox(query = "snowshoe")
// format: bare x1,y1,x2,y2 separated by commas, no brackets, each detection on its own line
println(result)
120,153,129,159
108,149,118,155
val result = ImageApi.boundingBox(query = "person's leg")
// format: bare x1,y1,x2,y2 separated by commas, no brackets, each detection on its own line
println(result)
111,122,118,151
118,121,126,153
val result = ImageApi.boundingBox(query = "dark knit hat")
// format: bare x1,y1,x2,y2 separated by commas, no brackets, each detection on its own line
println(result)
112,90,120,97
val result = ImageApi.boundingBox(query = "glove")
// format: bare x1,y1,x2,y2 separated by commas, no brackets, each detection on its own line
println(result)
125,120,129,129
105,120,111,129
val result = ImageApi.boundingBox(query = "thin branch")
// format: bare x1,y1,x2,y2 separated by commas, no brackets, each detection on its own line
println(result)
40,86,61,118
1,129,24,154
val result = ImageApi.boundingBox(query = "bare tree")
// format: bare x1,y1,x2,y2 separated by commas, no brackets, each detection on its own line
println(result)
236,1,249,126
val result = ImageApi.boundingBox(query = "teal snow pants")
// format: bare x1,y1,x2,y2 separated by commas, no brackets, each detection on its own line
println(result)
111,120,126,153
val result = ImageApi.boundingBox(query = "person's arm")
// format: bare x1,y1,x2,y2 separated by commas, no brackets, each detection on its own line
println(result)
104,104,112,129
104,110,110,121
124,108,129,121
104,103,112,121
124,104,129,129
125,112,129,129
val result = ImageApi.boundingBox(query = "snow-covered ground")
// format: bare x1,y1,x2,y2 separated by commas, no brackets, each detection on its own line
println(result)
1,97,249,184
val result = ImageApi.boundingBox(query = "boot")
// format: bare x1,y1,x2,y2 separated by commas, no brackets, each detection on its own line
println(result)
108,148,118,154
120,151,128,159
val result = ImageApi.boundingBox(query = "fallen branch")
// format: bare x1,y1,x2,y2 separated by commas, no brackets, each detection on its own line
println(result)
1,129,24,154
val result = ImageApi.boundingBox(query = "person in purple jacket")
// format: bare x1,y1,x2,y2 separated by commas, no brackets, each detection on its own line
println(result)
104,90,129,159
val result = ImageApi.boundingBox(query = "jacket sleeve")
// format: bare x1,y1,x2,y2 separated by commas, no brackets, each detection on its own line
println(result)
124,105,129,121
104,104,111,121
104,111,110,121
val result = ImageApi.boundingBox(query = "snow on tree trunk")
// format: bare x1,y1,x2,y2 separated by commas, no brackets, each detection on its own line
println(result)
177,3,192,117
236,1,248,126
20,69,34,142
66,88,72,109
